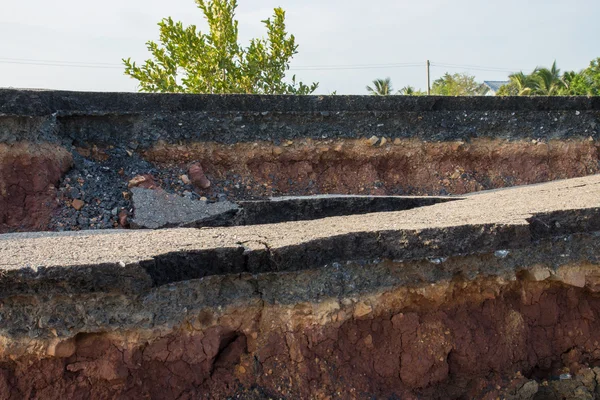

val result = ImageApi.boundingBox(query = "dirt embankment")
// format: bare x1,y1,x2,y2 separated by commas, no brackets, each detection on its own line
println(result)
1,90,599,233
1,137,598,233
0,143,72,232
1,175,600,398
145,138,600,196
2,262,600,399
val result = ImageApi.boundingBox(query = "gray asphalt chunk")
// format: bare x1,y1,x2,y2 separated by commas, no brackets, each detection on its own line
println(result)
130,187,239,229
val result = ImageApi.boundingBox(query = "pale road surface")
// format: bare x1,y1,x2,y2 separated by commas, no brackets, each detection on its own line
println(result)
1,175,599,270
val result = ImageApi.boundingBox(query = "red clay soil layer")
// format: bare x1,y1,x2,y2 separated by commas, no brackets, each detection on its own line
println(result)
145,138,600,196
0,143,72,232
2,138,599,233
3,277,600,399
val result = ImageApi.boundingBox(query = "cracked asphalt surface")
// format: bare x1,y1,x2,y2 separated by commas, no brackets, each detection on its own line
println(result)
1,174,599,270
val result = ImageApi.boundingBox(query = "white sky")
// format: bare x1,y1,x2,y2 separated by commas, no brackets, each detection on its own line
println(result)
1,0,598,94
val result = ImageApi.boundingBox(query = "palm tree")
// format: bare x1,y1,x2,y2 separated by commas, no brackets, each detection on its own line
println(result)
535,61,566,95
398,85,416,95
367,78,393,95
508,71,539,95
561,71,579,95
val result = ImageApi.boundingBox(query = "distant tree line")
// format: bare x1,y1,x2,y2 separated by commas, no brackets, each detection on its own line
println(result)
497,58,600,96
367,57,600,96
366,73,488,96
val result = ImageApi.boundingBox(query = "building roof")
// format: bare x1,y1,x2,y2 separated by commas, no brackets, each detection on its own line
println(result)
483,81,509,93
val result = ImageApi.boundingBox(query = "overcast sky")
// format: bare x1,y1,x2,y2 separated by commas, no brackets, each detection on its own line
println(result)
1,0,599,94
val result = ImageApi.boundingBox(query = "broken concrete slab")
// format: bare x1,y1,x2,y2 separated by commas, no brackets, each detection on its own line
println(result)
2,174,599,280
1,175,600,399
130,187,239,229
131,189,458,229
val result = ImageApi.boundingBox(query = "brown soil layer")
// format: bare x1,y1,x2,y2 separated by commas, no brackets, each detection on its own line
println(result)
145,138,600,196
0,143,72,232
3,265,600,399
2,138,599,232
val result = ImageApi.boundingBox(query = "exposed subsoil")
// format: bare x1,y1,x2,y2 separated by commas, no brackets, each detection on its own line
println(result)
3,273,600,399
144,138,600,197
1,137,598,232
0,143,72,232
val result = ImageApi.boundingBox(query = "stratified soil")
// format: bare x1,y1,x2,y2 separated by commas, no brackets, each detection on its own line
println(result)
0,142,72,232
2,137,599,232
145,138,600,196
3,274,600,399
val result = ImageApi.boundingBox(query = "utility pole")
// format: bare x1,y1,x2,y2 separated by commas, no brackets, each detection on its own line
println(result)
426,60,431,95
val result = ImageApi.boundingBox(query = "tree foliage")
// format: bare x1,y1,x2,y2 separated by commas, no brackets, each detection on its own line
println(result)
398,85,426,96
431,73,488,96
367,74,486,96
497,58,600,96
123,0,318,94
366,78,394,95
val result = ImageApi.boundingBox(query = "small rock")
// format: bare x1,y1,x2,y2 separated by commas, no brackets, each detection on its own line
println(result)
354,302,372,318
68,187,81,199
379,137,388,146
555,268,586,288
272,147,283,156
366,136,379,146
188,163,211,189
180,174,191,185
128,174,157,189
494,250,510,259
334,143,343,152
523,267,551,282
118,210,128,227
575,368,596,391
393,138,402,145
77,215,89,227
71,199,85,211
516,380,539,399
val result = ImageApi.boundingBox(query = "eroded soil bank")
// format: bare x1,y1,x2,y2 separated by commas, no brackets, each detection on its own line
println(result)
2,254,600,399
1,138,598,232
1,175,599,398
2,90,600,233
144,137,600,195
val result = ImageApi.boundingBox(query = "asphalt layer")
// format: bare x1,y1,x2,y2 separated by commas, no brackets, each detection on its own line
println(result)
1,175,599,271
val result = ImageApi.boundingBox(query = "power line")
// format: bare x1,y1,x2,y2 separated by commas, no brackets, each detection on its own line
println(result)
0,56,529,73
0,58,122,69
0,58,425,71
431,62,523,73
0,57,122,66
290,62,423,71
